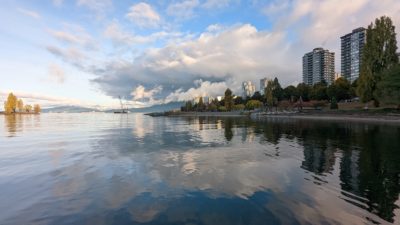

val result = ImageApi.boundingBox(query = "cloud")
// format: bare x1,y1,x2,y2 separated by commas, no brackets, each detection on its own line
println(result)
48,29,97,50
167,0,200,20
46,46,87,69
131,85,162,101
47,63,66,84
165,80,228,102
202,0,231,9
17,8,41,19
103,20,187,48
90,24,291,102
53,0,63,7
76,0,112,17
0,90,87,108
46,0,400,107
126,2,161,28
263,0,400,70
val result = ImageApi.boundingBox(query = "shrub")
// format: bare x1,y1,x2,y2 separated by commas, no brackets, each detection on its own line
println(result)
330,97,338,109
218,106,227,112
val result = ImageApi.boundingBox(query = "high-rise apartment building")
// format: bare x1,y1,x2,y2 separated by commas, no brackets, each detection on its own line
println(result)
260,78,269,94
341,27,366,83
302,48,335,85
242,81,256,98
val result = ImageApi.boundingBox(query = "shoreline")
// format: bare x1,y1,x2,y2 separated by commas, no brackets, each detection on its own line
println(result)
0,112,40,115
253,113,400,124
146,110,400,124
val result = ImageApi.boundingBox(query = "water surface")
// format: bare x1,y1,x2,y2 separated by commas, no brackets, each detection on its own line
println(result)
0,113,399,224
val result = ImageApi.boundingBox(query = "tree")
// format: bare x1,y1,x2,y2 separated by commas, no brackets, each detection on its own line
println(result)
251,91,262,101
357,16,398,107
375,64,400,108
184,101,193,111
265,80,274,109
330,97,338,109
24,105,32,113
310,82,328,100
233,104,245,111
234,96,244,105
224,88,234,111
272,77,284,101
245,100,263,110
17,99,24,112
34,104,41,114
197,97,205,111
327,77,351,101
283,85,297,102
4,93,17,114
296,83,310,101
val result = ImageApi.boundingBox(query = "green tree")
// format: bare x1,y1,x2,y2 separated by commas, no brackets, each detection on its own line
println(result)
330,97,338,109
283,85,297,102
233,104,245,111
224,88,234,111
197,97,205,111
327,77,351,101
296,83,310,101
245,100,263,110
233,96,244,105
375,64,400,108
272,77,284,101
310,82,328,100
357,16,398,107
251,91,262,101
183,101,193,111
265,80,274,109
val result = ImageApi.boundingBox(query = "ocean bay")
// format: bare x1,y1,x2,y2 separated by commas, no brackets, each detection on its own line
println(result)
0,113,399,225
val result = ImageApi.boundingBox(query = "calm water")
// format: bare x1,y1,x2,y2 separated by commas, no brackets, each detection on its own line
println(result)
0,113,399,225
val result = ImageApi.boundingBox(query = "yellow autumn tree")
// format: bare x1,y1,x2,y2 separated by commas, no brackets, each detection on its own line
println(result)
4,93,17,114
24,104,32,113
34,104,41,114
17,99,24,112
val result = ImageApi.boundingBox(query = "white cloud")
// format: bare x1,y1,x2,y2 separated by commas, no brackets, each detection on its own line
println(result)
103,20,186,47
165,80,228,102
48,29,97,50
48,63,66,84
263,0,400,71
202,0,231,9
126,2,161,28
131,85,162,101
45,0,400,107
76,0,112,17
0,90,88,108
91,24,292,102
167,0,200,19
46,46,88,69
17,8,41,19
53,0,63,7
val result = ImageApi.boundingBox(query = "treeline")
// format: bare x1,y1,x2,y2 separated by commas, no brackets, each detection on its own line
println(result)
181,15,400,112
3,92,41,114
181,77,354,112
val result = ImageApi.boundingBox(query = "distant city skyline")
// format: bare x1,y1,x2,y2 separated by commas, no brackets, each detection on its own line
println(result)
1,0,400,108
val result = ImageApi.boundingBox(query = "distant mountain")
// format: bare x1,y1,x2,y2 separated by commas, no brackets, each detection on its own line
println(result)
42,106,101,113
105,101,184,113
42,102,184,113
130,101,184,113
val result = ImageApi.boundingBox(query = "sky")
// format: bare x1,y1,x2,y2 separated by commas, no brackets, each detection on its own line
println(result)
0,0,399,109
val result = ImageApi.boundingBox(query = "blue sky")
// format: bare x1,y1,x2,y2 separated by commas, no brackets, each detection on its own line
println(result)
1,0,399,108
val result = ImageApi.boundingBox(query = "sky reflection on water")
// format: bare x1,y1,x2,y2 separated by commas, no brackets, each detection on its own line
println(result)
0,113,399,225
